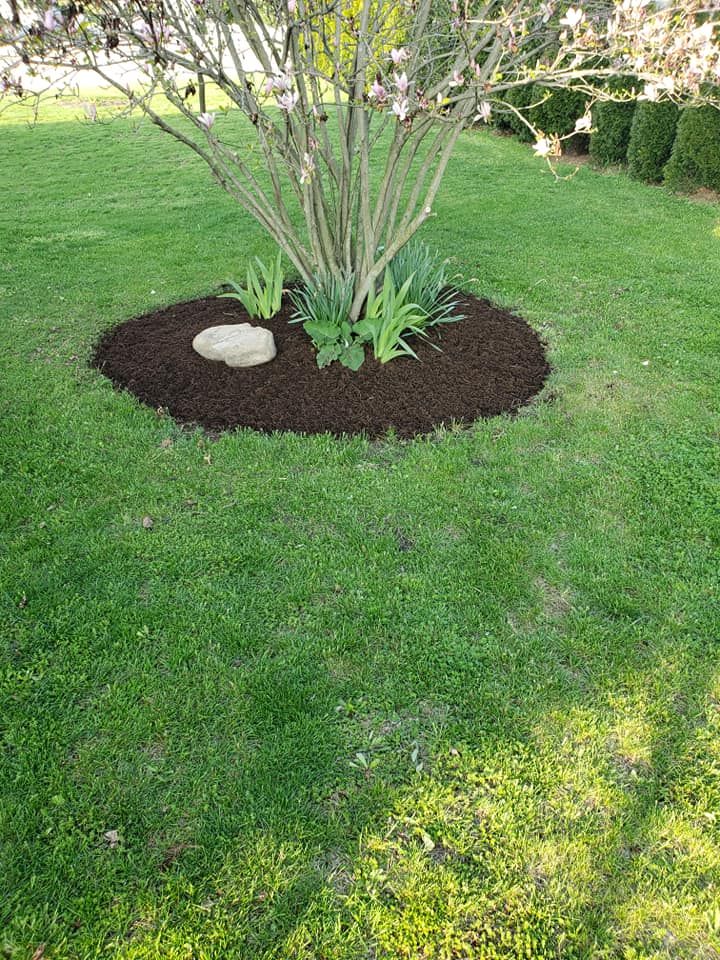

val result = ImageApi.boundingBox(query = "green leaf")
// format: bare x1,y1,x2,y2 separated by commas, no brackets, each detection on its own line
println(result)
340,342,365,371
316,344,342,368
304,320,341,345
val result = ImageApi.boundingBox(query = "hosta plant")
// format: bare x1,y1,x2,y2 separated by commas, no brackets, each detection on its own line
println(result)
290,272,365,370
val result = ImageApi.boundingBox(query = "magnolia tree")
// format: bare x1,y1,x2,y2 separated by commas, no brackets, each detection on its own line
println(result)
1,0,719,320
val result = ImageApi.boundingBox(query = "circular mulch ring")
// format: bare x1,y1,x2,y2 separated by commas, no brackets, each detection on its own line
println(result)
91,291,549,439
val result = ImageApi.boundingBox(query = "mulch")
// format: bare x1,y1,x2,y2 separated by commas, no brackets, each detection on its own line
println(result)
91,291,550,439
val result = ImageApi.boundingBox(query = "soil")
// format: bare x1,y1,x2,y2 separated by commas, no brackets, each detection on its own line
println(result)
91,291,550,439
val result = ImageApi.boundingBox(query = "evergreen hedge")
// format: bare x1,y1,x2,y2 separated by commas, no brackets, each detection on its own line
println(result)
502,85,537,142
664,105,720,193
497,86,590,150
627,101,679,183
532,87,590,153
590,99,636,165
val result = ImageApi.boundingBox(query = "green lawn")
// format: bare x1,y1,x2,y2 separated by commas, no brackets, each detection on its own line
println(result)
1,100,719,960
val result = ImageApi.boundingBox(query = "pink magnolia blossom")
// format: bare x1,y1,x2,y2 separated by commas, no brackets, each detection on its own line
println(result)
198,112,215,130
390,48,409,65
277,90,299,112
273,73,293,93
475,101,492,123
369,79,387,102
287,0,297,13
448,70,464,88
43,6,62,30
392,97,409,122
394,72,409,95
136,21,171,44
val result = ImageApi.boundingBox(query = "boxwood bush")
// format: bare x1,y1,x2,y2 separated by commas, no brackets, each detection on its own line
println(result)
500,85,537,142
590,98,637,165
497,86,590,151
627,101,679,183
664,105,720,193
531,87,590,153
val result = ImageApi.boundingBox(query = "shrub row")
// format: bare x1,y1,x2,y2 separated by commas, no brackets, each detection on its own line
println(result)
498,85,590,152
665,106,720,193
498,85,720,194
589,98,636,165
621,100,720,194
626,101,680,182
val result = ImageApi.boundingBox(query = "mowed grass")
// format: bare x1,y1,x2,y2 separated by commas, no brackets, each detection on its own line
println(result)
1,98,720,959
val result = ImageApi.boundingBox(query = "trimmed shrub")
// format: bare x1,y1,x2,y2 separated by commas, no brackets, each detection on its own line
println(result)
531,87,590,154
590,99,637,165
501,84,537,142
664,105,720,193
627,101,679,183
496,86,590,151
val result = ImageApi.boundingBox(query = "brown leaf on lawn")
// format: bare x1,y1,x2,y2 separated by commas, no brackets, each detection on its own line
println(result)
160,438,173,449
159,842,195,871
103,829,120,848
31,945,46,960
142,516,154,529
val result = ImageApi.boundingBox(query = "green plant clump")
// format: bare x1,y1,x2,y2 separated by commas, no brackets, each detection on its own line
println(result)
354,272,430,363
664,105,720,193
289,272,365,370
388,240,462,327
627,100,680,183
220,251,284,320
590,98,637,165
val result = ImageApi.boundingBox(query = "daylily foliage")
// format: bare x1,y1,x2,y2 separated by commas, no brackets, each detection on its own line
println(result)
1,0,719,318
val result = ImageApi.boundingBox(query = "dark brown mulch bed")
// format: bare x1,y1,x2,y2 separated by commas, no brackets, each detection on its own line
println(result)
91,291,549,439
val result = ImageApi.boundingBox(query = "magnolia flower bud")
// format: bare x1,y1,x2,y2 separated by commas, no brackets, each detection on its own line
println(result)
43,7,63,30
476,101,492,123
390,48,409,65
392,97,409,122
277,90,299,112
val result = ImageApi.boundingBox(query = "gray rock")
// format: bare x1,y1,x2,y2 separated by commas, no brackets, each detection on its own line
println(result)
192,323,276,368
